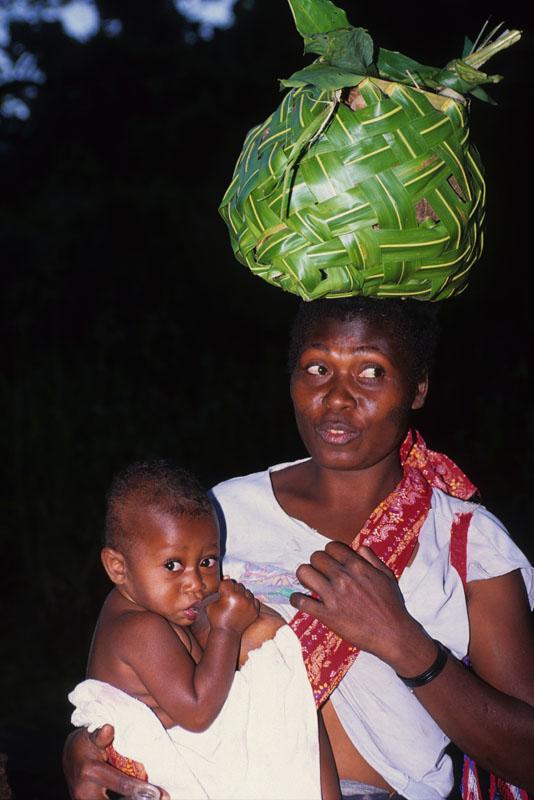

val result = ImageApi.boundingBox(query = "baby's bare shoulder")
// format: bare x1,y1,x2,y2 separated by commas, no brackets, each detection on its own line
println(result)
98,596,177,655
239,604,286,665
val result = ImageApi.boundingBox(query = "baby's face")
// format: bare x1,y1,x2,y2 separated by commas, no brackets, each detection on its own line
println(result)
121,507,221,626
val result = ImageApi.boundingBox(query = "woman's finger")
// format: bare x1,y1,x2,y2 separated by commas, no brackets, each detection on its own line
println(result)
324,540,385,573
289,591,325,616
295,562,332,596
324,541,394,581
84,761,150,798
324,540,360,564
308,547,366,584
90,724,115,751
356,545,394,577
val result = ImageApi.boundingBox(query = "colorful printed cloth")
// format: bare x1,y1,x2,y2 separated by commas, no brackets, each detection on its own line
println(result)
289,428,477,707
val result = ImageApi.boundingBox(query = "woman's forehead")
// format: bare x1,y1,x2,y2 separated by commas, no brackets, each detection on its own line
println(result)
300,315,401,355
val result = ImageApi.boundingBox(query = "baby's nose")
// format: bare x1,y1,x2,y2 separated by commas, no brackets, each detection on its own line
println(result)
183,569,206,594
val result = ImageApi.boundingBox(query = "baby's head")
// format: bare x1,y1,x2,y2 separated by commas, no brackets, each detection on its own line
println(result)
101,460,221,625
104,459,213,552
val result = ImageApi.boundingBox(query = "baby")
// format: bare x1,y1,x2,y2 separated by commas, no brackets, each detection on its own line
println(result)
69,460,336,799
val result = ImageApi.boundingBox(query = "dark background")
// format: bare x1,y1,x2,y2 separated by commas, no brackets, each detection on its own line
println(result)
1,1,532,797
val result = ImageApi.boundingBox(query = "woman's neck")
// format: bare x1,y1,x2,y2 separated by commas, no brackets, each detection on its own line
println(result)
308,450,402,508
271,449,403,543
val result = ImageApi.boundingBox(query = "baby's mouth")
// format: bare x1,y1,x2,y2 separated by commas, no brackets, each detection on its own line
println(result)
182,603,201,621
182,592,220,620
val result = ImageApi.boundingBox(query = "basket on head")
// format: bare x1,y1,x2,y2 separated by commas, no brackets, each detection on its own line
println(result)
220,77,485,301
219,0,519,302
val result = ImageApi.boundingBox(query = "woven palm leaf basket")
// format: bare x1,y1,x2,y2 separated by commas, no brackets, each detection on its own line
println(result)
220,0,520,301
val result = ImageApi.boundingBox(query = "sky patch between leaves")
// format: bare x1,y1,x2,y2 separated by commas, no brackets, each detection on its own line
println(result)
0,0,238,119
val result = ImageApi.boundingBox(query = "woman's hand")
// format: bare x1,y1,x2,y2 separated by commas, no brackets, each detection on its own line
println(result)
62,726,169,800
290,541,430,668
206,578,260,635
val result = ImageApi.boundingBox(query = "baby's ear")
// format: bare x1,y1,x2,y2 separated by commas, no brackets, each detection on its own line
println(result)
101,547,127,585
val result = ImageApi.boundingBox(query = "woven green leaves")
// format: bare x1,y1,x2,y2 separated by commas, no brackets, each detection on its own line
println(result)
220,77,485,301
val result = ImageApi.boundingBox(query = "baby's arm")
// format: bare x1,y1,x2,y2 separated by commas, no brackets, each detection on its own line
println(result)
117,579,259,732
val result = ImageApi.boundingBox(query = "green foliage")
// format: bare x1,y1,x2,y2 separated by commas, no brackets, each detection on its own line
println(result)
287,0,350,36
304,27,375,74
280,61,365,90
284,0,521,103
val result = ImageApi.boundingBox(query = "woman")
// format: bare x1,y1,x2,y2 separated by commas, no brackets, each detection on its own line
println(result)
64,298,534,799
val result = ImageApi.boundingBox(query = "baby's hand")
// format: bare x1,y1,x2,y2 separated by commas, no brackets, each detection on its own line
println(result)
207,579,259,634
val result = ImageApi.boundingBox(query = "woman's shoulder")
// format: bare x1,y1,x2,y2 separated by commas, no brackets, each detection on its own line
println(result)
209,462,292,542
209,466,274,521
211,465,271,496
430,488,510,534
210,459,308,503
429,489,533,601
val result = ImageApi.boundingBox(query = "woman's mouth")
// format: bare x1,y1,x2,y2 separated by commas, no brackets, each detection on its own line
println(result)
316,421,361,446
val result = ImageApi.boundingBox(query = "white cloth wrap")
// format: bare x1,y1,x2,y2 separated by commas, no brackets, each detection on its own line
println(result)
69,625,320,800
212,461,534,800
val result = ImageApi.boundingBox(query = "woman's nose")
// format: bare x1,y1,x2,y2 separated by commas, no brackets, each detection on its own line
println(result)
324,376,357,409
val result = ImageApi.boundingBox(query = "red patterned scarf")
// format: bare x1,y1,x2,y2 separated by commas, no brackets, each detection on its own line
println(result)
289,429,477,708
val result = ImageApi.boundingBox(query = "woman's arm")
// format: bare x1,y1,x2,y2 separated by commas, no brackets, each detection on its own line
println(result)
238,603,285,665
411,570,534,787
290,542,534,792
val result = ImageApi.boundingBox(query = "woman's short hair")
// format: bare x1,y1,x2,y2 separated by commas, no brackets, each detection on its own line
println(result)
288,297,440,387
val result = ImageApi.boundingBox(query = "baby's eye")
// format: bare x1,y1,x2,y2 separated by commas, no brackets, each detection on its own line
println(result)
359,366,385,379
200,556,219,569
164,560,183,572
306,364,328,376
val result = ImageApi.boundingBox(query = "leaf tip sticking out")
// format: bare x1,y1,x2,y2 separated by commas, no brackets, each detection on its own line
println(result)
287,0,350,37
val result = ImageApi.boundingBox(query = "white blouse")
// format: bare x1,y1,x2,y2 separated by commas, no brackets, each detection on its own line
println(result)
211,461,534,800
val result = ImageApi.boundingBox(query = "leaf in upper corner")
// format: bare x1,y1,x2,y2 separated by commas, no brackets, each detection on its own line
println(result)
304,28,376,74
287,0,350,37
281,62,366,91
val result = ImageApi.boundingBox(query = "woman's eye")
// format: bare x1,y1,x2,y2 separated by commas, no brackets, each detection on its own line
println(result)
200,557,219,569
306,364,328,376
164,560,183,572
359,366,385,379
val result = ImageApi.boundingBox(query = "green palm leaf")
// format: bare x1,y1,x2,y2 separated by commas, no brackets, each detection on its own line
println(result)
220,0,519,301
287,0,350,36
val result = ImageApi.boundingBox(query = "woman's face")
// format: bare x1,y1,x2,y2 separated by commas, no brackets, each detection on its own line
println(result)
290,316,427,472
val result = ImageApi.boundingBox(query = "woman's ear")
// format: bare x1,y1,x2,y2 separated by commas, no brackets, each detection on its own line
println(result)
101,547,127,585
411,376,429,410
